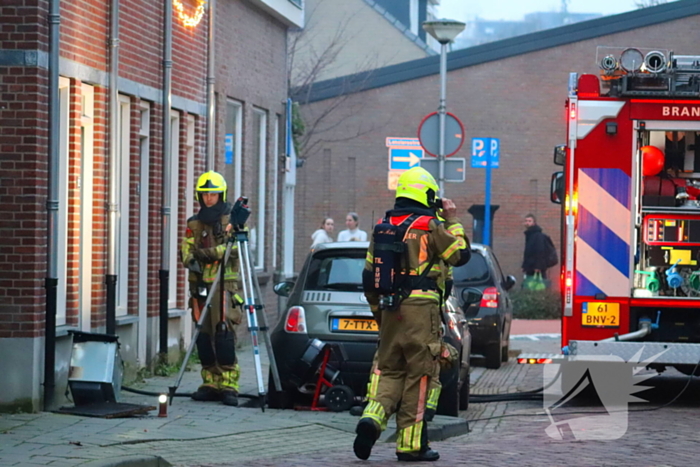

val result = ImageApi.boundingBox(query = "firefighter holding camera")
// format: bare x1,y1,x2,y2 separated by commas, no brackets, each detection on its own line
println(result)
354,167,471,462
180,171,243,406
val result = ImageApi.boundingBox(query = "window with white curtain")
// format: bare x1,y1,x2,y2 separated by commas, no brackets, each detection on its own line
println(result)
168,111,181,309
116,95,131,317
56,77,70,326
250,109,267,269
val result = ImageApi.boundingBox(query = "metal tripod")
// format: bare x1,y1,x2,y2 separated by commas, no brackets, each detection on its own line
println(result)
232,226,281,410
169,201,281,411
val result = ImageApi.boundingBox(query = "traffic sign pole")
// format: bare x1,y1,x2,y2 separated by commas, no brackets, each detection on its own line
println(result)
438,41,447,195
484,141,492,247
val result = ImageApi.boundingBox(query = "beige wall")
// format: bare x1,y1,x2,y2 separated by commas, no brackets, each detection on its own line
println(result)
291,0,431,84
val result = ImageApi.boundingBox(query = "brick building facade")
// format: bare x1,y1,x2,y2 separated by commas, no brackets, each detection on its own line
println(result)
294,2,700,285
0,0,301,412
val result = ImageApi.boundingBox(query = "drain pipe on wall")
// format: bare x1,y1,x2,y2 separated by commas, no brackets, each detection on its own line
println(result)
159,0,173,356
106,0,120,336
43,0,61,411
205,0,216,171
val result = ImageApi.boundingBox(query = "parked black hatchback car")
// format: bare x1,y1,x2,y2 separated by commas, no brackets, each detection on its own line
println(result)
449,244,515,369
268,242,476,415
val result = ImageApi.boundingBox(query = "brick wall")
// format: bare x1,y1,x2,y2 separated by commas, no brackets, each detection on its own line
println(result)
1,0,291,341
295,15,700,287
214,0,288,327
0,1,49,338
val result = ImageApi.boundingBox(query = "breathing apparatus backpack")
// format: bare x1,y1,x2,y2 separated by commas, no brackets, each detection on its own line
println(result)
364,214,437,311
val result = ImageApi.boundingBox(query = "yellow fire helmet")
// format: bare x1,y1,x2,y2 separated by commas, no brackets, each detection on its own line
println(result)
395,167,439,207
195,171,227,202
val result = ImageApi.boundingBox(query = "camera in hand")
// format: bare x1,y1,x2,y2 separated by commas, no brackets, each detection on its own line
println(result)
229,196,251,230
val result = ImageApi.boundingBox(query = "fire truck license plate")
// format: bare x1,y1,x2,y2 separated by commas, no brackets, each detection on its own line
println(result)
581,302,620,327
331,318,378,333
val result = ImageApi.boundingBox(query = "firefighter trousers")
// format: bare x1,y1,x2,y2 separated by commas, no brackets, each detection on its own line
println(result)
191,283,242,393
362,298,441,453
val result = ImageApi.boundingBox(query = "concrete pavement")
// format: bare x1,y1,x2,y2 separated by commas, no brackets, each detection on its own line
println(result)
0,320,563,466
0,343,468,467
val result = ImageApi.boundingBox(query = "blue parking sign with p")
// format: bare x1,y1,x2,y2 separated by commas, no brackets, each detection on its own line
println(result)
471,138,499,168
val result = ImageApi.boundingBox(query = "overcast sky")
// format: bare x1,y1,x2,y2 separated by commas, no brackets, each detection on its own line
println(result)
435,0,673,22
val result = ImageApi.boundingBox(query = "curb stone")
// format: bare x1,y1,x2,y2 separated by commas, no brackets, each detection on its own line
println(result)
81,455,172,467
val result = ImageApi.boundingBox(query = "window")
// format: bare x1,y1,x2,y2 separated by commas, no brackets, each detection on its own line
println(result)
250,109,267,268
183,115,195,310
272,115,281,270
224,100,242,202
116,95,131,316
137,101,150,363
453,252,491,284
304,250,366,292
168,111,181,309
56,77,70,326
79,83,95,331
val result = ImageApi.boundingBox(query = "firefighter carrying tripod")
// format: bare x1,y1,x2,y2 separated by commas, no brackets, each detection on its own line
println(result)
171,171,280,410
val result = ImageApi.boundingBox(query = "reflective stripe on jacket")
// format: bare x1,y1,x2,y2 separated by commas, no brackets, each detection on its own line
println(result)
181,214,239,284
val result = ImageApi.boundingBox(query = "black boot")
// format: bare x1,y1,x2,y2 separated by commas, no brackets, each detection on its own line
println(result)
396,421,440,462
350,400,368,417
353,418,380,460
221,390,239,407
191,386,222,402
396,449,440,462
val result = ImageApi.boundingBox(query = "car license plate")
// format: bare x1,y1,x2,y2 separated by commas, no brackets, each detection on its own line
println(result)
331,318,378,333
581,302,620,327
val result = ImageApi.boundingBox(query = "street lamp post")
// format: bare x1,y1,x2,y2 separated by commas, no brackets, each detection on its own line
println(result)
422,19,465,196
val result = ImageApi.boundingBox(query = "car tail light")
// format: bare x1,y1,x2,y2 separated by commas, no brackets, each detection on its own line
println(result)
480,287,499,308
284,306,307,333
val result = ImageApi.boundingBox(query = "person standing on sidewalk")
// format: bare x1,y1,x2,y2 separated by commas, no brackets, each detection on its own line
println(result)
181,171,242,406
310,217,335,247
337,212,368,242
522,213,557,287
354,167,471,462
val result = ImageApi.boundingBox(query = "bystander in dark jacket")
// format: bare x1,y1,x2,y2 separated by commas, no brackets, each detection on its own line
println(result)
522,214,550,277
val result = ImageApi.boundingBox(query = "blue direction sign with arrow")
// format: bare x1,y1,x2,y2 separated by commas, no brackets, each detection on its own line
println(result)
389,148,423,170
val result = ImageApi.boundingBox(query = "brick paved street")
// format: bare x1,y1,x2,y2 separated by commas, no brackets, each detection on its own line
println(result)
221,364,700,467
3,323,699,466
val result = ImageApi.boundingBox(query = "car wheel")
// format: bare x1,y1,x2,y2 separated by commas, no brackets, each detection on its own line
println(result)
459,372,470,411
266,369,294,409
436,364,460,417
484,340,502,369
501,339,510,363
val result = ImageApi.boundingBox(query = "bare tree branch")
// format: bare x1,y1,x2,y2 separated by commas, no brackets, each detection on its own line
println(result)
287,0,394,160
634,0,667,7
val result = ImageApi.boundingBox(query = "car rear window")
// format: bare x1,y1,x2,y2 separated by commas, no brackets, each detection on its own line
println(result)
304,250,366,292
453,252,490,283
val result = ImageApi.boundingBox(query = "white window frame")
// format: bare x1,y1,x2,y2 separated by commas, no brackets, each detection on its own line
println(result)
168,111,181,310
272,115,281,270
226,99,243,200
56,77,70,327
79,83,95,331
183,115,196,343
253,108,267,269
116,95,131,317
137,101,150,364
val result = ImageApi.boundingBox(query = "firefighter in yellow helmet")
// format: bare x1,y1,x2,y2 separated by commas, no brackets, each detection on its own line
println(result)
354,167,471,462
180,171,243,406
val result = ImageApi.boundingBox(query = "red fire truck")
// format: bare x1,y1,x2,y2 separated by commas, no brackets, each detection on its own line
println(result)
528,47,700,374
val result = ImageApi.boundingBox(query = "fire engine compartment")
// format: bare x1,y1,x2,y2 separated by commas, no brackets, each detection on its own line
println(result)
635,128,700,298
